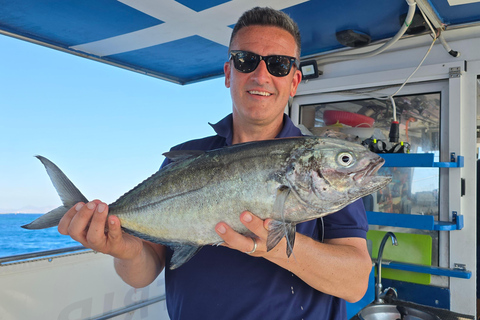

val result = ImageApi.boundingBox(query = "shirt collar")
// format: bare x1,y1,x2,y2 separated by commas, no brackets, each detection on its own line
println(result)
209,114,234,145
209,113,302,146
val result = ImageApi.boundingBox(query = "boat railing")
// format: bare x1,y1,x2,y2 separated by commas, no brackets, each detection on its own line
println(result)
88,294,167,320
0,245,89,265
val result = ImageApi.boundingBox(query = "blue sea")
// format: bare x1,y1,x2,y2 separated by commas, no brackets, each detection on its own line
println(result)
0,214,80,258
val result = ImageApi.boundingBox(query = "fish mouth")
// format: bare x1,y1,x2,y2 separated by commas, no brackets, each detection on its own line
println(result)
349,155,391,199
353,156,385,182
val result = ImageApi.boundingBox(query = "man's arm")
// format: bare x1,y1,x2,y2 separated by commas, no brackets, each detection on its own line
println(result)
215,211,372,303
58,200,166,288
114,241,166,288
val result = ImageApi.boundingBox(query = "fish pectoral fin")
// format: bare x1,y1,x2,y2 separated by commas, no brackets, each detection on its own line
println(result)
270,186,296,257
266,220,296,257
273,186,290,215
170,245,202,270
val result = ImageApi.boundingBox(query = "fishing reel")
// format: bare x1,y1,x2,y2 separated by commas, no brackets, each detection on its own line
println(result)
362,138,410,154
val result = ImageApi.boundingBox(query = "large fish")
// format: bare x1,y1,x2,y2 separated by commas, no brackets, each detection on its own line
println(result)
23,137,390,269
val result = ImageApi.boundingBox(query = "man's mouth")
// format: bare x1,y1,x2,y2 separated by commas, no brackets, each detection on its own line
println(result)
248,90,272,97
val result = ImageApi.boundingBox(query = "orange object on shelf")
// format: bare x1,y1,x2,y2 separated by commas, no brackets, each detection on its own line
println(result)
323,110,374,128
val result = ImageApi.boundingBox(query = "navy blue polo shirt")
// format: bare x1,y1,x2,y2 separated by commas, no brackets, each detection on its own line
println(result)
161,113,368,320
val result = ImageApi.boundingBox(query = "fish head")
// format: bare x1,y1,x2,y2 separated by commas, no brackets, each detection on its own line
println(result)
285,137,391,211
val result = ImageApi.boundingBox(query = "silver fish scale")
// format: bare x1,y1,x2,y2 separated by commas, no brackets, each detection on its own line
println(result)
110,140,295,245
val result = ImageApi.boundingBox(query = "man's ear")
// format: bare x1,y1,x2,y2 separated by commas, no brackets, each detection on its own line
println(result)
224,61,231,88
289,68,302,97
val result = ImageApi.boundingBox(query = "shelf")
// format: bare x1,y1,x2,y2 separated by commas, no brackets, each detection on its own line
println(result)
378,153,464,168
378,260,471,279
368,152,464,231
366,211,464,231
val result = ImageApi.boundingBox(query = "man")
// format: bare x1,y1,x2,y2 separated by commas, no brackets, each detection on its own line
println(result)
58,7,372,319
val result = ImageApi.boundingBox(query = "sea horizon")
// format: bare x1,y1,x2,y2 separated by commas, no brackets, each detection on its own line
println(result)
0,213,80,257
0,212,44,214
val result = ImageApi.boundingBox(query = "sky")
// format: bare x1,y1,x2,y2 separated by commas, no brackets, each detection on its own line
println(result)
0,34,232,213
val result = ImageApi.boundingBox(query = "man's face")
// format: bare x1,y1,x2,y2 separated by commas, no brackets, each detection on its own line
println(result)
224,25,302,127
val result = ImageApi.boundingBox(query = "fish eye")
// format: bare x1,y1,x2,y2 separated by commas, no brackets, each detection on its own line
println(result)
337,152,354,167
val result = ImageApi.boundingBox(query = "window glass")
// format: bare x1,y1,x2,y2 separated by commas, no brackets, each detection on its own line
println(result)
299,93,441,265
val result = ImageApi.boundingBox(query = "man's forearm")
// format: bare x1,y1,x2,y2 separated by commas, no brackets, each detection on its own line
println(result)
266,234,372,302
114,241,166,288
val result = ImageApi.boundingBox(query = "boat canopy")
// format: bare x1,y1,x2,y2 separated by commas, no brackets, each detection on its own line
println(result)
1,0,480,84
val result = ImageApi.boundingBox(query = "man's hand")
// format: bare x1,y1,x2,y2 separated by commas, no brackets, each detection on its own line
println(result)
59,200,165,288
215,211,372,302
58,200,143,261
215,211,284,259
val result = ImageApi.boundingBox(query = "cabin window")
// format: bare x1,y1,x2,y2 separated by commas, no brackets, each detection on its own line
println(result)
298,91,442,269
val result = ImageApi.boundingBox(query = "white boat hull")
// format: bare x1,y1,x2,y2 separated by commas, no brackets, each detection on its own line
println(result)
0,249,169,320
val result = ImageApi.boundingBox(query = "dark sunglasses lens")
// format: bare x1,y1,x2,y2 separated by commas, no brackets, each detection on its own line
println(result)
266,56,292,77
233,52,259,73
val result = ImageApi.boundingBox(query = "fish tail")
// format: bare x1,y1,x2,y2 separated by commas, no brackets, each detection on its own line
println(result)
21,156,88,230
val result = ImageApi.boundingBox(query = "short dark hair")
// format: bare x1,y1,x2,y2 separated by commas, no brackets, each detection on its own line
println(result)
229,7,301,58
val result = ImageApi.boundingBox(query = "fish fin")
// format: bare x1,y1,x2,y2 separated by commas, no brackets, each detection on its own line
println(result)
121,228,202,269
267,220,296,257
22,156,89,230
21,206,70,229
163,150,205,162
273,186,290,215
35,156,88,207
170,245,202,270
272,186,296,257
122,228,165,244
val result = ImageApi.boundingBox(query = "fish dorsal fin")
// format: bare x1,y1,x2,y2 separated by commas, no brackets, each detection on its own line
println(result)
163,150,205,162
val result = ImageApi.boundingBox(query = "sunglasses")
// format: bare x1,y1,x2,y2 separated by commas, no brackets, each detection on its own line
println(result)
229,50,299,77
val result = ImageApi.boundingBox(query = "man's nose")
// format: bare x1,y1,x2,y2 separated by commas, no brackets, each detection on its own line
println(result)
251,60,271,83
